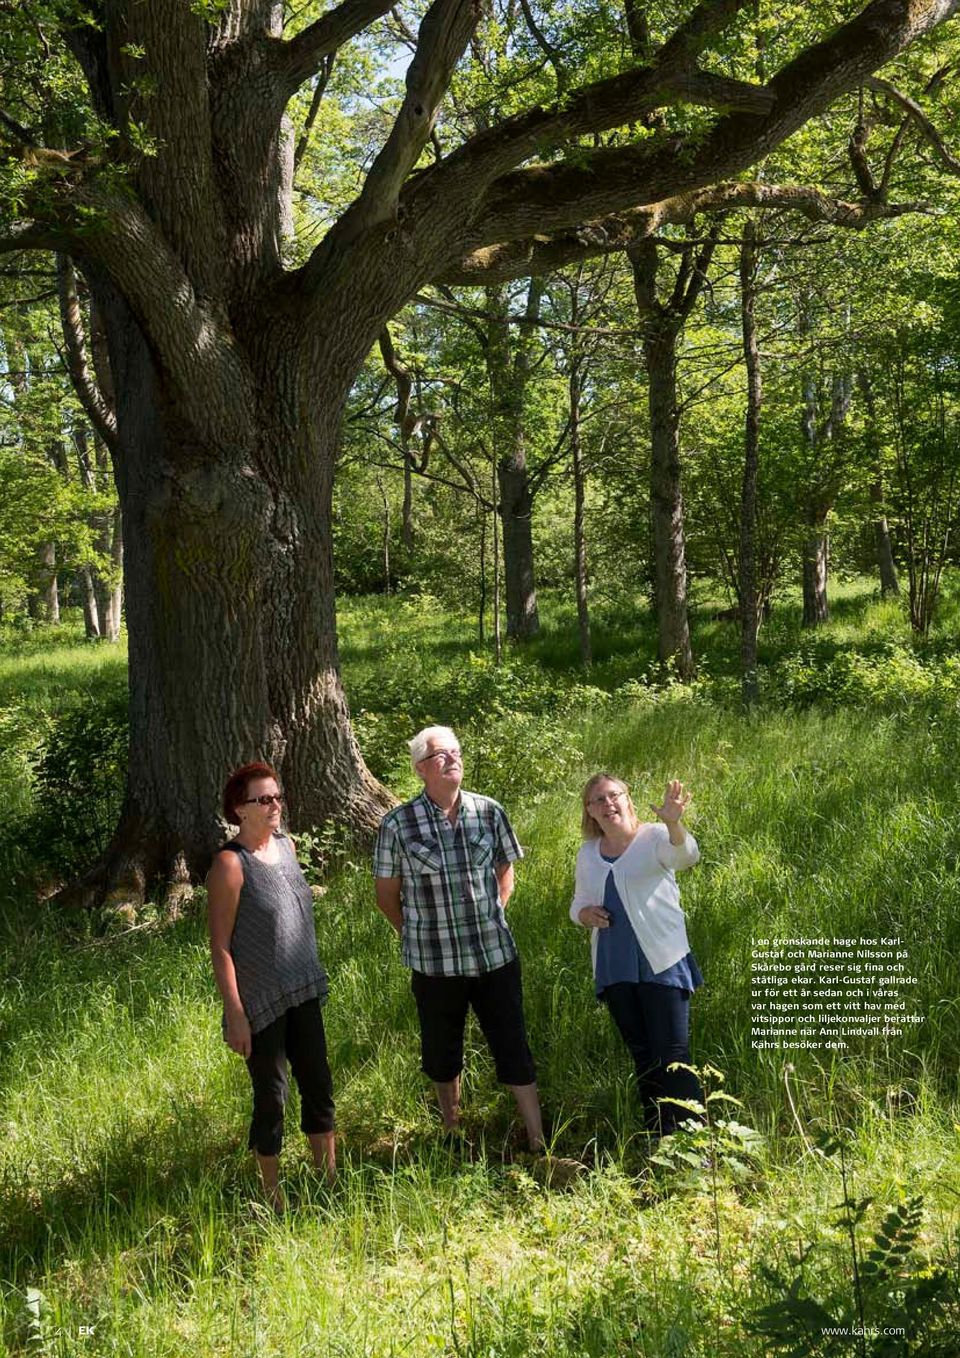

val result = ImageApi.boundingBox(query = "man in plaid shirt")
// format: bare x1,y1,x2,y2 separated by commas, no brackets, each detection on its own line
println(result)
374,725,543,1149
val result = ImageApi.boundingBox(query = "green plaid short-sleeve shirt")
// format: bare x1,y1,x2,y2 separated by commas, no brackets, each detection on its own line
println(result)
373,789,524,977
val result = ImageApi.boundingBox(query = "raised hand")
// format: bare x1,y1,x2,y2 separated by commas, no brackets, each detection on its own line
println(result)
651,779,691,825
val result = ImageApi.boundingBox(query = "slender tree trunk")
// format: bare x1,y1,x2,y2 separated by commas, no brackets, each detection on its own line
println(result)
629,239,700,681
401,453,414,552
570,365,592,668
72,420,121,641
797,344,853,628
376,475,391,594
101,506,124,641
858,373,899,597
477,498,487,644
802,517,830,626
487,283,541,640
872,484,900,598
65,277,392,908
644,321,694,679
80,567,101,638
34,544,60,624
739,219,761,705
492,458,502,665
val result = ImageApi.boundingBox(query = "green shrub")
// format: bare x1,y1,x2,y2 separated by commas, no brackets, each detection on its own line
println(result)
768,642,956,711
25,689,128,877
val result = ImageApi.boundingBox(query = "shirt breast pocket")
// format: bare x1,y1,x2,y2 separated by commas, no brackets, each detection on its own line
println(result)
469,832,495,870
408,838,442,874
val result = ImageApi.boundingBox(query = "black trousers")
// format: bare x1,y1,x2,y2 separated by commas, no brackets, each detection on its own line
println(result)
245,998,335,1156
602,982,704,1136
411,958,537,1086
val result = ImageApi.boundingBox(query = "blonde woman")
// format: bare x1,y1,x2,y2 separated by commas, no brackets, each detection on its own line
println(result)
571,773,703,1136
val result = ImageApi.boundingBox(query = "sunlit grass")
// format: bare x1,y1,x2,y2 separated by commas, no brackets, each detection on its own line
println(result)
1,587,959,1353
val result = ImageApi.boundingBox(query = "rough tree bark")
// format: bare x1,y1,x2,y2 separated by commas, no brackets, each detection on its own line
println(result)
3,0,954,903
85,271,394,906
629,232,718,680
487,281,543,641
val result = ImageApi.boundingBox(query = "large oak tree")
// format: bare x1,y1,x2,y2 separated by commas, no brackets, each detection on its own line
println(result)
1,0,956,906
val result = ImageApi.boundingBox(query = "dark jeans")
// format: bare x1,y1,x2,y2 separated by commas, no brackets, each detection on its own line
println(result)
411,958,537,1085
602,982,703,1136
245,998,335,1156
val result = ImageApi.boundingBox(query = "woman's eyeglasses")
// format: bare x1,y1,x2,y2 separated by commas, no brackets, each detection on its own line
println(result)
241,793,284,806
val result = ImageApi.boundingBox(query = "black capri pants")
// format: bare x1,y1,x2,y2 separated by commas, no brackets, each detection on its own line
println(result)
245,998,335,1156
411,957,537,1086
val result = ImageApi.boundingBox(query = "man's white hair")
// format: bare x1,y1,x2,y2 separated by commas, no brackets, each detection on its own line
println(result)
409,725,459,771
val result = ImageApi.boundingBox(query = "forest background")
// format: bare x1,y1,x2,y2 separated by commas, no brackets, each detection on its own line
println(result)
1,0,960,1354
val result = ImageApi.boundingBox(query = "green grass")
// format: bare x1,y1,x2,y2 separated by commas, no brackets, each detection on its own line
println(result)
0,586,959,1354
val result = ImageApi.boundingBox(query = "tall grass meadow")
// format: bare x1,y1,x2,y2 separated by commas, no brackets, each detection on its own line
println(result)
0,584,958,1354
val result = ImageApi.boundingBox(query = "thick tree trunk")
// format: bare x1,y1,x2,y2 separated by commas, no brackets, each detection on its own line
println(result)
802,521,830,626
570,366,592,668
739,220,761,705
644,323,694,680
67,280,392,909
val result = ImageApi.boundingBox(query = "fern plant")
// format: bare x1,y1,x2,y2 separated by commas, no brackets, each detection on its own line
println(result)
747,1131,957,1355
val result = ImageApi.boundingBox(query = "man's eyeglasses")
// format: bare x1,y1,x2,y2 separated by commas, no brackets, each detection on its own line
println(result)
420,749,461,764
241,793,284,806
589,791,626,806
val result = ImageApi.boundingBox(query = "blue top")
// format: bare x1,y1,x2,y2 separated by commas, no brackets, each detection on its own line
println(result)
594,850,703,996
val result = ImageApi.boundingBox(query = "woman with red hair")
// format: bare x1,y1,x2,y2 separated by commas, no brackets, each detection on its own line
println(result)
207,762,335,1209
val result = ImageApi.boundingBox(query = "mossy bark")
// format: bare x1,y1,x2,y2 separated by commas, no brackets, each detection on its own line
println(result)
62,277,392,908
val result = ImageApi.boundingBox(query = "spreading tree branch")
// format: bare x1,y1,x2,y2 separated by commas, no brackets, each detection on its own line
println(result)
319,0,482,257
70,191,256,454
294,53,336,173
56,254,118,454
432,0,958,261
867,75,960,174
279,0,396,89
438,181,929,283
406,34,770,212
518,0,567,91
0,225,70,257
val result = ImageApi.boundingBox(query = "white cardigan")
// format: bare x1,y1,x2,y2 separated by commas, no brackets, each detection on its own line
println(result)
570,823,700,976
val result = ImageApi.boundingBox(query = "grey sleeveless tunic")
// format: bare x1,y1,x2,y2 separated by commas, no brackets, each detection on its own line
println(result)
225,833,328,1034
